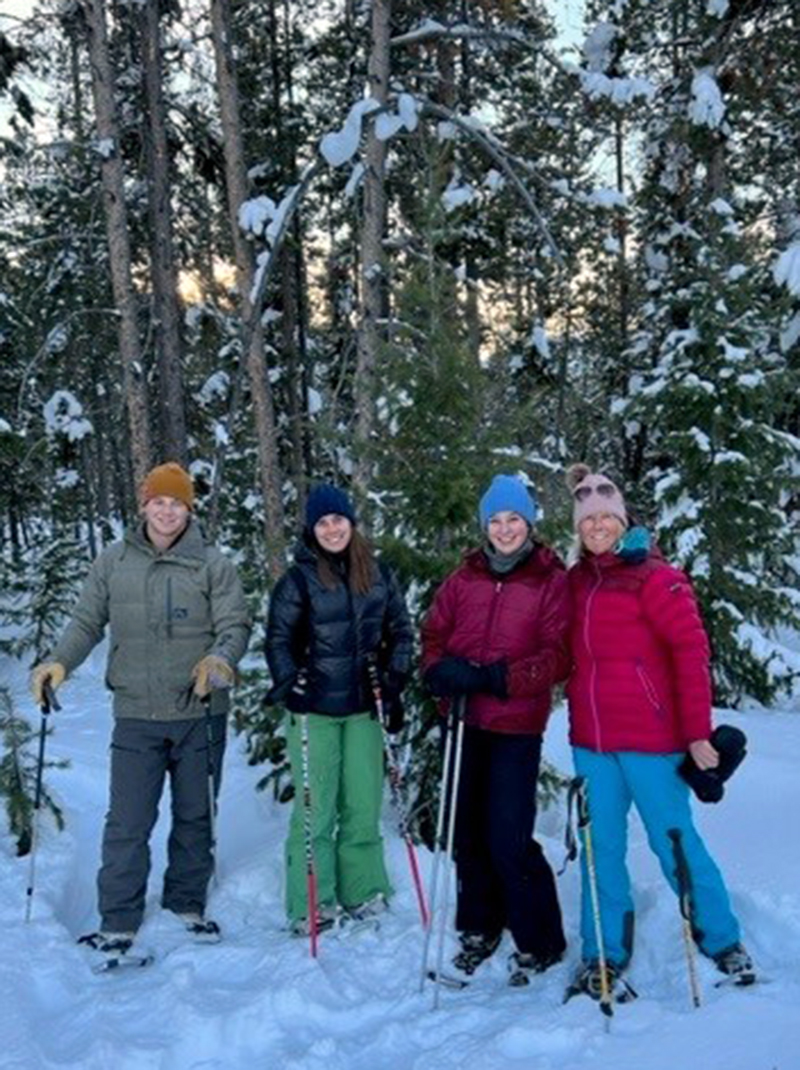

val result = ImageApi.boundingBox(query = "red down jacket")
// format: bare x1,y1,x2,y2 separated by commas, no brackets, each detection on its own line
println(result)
566,549,712,754
420,545,570,734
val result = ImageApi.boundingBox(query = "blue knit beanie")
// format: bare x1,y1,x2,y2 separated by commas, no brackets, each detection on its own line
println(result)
478,474,538,529
306,484,357,530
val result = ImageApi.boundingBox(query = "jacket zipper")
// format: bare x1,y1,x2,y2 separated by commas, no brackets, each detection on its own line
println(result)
584,563,604,751
635,660,666,718
165,573,175,640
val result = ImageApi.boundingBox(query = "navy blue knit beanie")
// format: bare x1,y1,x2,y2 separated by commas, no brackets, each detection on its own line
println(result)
305,484,357,530
478,474,538,529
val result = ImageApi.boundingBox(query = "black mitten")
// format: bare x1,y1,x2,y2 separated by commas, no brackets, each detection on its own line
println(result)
679,725,747,803
479,660,508,699
425,657,507,698
265,670,308,712
383,690,405,734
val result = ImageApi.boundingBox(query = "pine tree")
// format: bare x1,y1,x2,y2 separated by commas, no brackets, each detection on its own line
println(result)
608,0,800,704
0,687,66,856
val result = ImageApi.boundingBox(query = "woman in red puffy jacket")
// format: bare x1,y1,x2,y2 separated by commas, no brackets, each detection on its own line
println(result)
564,464,753,1001
421,474,569,986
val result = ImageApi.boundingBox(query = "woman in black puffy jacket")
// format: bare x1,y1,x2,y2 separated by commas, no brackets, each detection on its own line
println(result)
266,484,413,936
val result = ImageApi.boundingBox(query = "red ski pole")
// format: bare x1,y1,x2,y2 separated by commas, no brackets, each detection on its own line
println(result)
367,660,429,928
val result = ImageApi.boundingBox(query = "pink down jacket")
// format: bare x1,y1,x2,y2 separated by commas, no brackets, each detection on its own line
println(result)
566,550,713,754
421,546,571,734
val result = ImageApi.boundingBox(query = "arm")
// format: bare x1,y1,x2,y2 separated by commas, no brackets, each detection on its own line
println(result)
419,572,459,674
265,568,307,701
642,566,713,743
419,571,506,697
207,555,252,668
381,565,414,680
505,569,572,698
50,552,113,674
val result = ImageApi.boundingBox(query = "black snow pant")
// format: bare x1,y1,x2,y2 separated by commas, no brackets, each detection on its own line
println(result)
98,714,226,933
452,725,566,961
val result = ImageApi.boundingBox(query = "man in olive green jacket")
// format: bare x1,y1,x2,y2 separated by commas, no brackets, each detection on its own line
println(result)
31,463,251,961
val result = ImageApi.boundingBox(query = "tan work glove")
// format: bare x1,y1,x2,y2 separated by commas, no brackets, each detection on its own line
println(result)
30,662,66,706
192,654,235,698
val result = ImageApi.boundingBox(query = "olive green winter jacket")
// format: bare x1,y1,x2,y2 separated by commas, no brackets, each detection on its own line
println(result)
50,520,251,721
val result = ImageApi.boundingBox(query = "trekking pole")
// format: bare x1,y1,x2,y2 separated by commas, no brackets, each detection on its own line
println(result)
203,696,219,887
668,828,701,1009
25,680,61,923
418,694,460,993
575,777,614,1027
366,659,429,929
299,711,319,958
430,695,466,1009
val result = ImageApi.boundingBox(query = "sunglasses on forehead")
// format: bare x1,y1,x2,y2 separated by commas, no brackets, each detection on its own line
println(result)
574,482,617,502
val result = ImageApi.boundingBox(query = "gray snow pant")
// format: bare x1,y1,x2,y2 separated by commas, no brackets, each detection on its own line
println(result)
98,714,226,933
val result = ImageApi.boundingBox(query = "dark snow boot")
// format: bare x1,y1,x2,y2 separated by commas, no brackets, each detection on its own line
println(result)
563,960,637,1004
78,931,154,973
452,931,502,976
713,943,755,986
176,912,222,943
507,948,564,987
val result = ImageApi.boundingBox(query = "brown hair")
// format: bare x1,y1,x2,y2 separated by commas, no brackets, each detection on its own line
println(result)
315,528,378,596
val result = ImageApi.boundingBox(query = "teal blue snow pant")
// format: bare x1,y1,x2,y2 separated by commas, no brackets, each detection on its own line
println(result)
285,712,391,923
573,748,740,968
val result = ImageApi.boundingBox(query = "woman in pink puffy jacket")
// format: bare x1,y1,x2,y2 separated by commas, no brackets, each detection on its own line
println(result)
564,463,753,1001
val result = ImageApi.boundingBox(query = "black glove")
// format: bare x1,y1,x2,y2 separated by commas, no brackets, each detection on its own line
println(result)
383,689,405,734
424,657,507,699
264,670,308,712
678,724,747,803
372,669,406,734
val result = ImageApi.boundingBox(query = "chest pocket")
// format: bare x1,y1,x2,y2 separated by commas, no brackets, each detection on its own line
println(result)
164,569,211,634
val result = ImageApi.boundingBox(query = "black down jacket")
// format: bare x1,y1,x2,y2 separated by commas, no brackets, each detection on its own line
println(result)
265,541,413,716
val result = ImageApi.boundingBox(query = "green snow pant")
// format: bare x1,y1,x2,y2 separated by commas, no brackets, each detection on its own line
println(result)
285,711,391,922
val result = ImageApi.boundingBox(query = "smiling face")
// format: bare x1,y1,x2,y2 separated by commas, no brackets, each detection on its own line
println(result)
142,495,190,549
578,512,626,556
486,510,530,557
313,513,354,554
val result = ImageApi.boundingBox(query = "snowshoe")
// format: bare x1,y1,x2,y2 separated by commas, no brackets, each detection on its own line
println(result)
451,931,502,977
713,944,756,987
563,960,637,1005
78,932,154,974
426,968,470,990
176,912,222,944
507,948,564,988
344,892,387,924
339,893,386,936
290,905,340,938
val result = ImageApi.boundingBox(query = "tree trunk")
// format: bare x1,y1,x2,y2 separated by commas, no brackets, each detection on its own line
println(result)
209,0,285,577
353,0,391,500
140,0,188,464
81,0,152,488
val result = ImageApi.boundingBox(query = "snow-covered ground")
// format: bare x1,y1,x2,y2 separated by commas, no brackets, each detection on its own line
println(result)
2,648,799,1070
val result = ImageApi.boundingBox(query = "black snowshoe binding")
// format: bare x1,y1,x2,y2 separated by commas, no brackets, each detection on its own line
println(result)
713,944,756,987
564,960,637,1005
452,931,502,976
178,913,222,943
78,931,153,973
507,948,564,987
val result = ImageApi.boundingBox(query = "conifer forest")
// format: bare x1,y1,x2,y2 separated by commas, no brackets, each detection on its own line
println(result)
1,0,799,834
